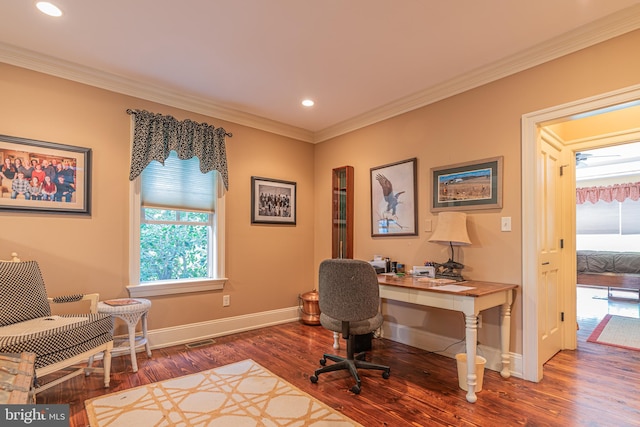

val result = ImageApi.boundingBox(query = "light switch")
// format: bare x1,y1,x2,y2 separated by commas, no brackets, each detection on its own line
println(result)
501,217,511,232
425,219,432,232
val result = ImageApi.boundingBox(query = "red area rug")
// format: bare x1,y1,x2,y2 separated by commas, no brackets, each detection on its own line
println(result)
587,314,640,351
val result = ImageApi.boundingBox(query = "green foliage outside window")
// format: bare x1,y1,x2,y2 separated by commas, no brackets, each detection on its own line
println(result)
140,208,210,282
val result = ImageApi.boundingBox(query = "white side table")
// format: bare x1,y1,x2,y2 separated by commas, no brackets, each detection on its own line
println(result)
97,298,152,372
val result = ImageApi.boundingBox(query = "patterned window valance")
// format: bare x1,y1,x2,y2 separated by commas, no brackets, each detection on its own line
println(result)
576,182,640,204
127,109,231,190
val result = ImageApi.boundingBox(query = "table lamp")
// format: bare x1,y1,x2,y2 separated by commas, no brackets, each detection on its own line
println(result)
428,212,471,281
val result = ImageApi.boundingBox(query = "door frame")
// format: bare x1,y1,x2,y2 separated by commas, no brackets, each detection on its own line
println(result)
521,83,640,382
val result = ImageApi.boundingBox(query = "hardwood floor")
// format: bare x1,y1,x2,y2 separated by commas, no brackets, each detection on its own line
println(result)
37,287,640,426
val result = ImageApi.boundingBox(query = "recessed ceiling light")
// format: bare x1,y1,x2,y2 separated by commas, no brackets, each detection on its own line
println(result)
302,99,315,107
36,2,63,17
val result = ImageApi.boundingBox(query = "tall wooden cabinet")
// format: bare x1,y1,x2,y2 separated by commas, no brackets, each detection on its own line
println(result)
332,166,354,259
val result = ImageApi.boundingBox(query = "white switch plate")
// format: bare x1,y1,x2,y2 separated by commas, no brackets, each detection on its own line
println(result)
425,219,432,232
501,217,511,232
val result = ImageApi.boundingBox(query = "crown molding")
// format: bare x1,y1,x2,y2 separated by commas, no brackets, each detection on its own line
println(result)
313,4,640,143
2,4,640,144
0,42,314,143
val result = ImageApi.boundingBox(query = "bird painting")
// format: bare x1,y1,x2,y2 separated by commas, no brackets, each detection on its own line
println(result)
376,173,405,216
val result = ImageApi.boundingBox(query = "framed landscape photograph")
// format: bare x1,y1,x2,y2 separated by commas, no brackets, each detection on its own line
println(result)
0,134,91,215
251,176,297,225
431,156,503,212
370,157,417,237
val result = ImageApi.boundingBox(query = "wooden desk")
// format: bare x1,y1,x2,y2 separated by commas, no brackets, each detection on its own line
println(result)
377,275,517,403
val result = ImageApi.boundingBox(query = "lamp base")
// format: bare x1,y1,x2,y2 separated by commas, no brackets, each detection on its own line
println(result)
435,259,466,282
435,271,466,282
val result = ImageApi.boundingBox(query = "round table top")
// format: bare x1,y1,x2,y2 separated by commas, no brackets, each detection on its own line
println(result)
97,298,152,314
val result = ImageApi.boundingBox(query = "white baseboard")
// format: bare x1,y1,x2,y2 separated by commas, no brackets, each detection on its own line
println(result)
145,306,300,349
382,321,523,378
121,308,523,379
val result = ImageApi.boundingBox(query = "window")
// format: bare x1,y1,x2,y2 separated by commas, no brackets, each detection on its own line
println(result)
140,208,213,282
576,199,640,235
128,152,226,297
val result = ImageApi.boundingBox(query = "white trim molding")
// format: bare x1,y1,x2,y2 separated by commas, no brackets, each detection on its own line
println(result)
145,306,299,350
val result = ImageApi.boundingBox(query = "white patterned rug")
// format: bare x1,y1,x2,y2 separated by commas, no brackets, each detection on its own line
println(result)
587,314,640,351
85,359,361,426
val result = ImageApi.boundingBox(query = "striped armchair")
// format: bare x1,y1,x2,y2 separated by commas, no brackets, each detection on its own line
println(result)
0,253,113,393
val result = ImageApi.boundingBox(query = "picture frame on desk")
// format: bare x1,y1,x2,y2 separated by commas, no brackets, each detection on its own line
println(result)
0,134,91,215
251,176,297,225
431,156,503,212
370,157,417,237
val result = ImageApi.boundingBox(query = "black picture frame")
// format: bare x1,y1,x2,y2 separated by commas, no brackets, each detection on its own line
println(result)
370,158,418,237
0,134,91,215
431,156,503,212
251,176,297,225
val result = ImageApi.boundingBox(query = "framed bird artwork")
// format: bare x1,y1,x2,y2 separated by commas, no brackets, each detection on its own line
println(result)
370,158,417,237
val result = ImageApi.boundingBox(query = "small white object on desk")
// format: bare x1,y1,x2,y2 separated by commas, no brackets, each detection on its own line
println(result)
433,284,476,292
97,298,152,372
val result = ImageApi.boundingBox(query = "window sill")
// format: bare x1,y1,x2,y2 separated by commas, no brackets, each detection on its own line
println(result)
127,278,227,298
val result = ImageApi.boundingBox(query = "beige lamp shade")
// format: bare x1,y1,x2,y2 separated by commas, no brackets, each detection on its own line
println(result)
428,212,471,246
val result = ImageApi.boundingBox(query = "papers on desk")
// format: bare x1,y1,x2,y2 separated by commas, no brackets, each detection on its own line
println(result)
432,284,476,292
417,278,457,284
416,278,475,292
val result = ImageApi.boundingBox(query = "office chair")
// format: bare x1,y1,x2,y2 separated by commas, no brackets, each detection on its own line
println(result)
309,259,390,394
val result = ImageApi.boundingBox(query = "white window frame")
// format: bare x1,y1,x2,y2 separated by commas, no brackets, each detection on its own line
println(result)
128,178,226,297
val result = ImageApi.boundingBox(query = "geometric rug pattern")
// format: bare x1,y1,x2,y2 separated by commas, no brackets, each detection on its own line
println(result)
587,314,640,351
85,359,363,426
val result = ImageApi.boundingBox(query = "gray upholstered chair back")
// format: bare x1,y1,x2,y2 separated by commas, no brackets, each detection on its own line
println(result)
0,260,51,326
318,259,379,322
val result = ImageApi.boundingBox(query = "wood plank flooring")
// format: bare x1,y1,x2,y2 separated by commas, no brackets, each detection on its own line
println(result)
37,287,640,426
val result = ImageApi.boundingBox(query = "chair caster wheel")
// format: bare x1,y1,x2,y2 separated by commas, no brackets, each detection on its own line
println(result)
382,370,390,379
350,384,361,394
310,375,318,383
319,358,326,366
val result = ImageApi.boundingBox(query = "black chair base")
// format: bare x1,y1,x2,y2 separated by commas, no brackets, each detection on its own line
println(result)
309,335,390,394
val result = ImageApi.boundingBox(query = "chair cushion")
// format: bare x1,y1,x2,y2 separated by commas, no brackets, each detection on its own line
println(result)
320,312,384,336
0,314,113,369
0,261,51,326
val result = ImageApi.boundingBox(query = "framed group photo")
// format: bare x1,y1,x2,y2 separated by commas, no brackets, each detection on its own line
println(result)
0,134,91,215
251,176,297,225
370,157,417,237
431,156,503,212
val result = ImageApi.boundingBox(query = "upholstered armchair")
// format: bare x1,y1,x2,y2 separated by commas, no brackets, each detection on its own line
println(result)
0,253,113,393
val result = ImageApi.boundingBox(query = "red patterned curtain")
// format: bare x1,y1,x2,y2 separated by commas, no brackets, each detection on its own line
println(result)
576,182,640,204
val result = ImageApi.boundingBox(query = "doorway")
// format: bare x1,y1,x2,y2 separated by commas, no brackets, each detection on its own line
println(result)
521,83,640,383
573,142,640,331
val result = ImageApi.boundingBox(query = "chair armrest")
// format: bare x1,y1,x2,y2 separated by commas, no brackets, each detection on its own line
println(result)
48,293,100,313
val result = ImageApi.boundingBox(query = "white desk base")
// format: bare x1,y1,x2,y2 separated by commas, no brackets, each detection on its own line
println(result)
378,278,515,403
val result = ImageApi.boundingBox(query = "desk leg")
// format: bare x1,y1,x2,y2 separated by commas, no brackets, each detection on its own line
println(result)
500,290,514,378
333,332,340,350
464,313,479,403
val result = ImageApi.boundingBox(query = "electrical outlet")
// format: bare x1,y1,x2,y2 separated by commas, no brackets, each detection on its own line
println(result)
477,314,483,328
223,295,230,307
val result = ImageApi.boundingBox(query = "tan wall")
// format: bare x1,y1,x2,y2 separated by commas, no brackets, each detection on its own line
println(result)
0,63,315,331
314,29,640,353
3,28,640,356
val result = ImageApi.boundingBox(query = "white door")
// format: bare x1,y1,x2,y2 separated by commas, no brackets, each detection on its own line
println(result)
538,135,564,366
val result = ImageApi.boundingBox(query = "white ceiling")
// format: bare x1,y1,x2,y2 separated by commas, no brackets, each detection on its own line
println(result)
2,1,640,143
576,141,640,181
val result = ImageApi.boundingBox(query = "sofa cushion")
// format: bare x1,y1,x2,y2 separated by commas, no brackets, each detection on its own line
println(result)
0,313,113,369
0,261,51,327
577,250,640,274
